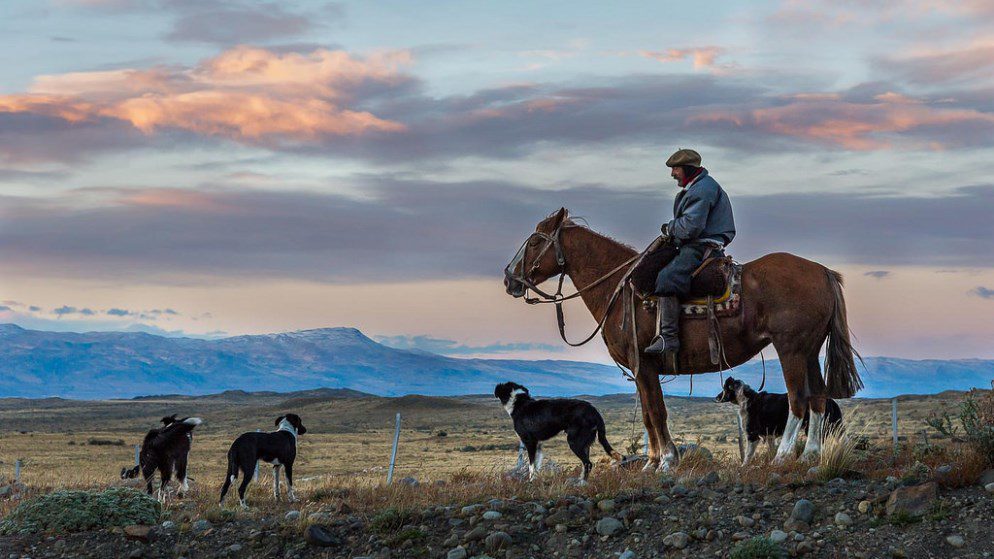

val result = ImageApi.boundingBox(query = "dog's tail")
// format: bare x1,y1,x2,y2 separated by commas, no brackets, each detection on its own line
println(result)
596,413,623,462
219,445,237,504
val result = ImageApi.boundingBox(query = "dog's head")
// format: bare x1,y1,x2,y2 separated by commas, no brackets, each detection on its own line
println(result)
276,413,306,435
121,464,140,479
494,381,528,408
715,377,747,404
161,414,179,426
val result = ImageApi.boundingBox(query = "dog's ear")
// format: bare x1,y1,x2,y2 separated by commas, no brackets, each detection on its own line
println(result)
275,415,286,427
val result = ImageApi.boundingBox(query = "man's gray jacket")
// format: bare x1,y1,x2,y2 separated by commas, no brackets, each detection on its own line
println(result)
665,169,735,247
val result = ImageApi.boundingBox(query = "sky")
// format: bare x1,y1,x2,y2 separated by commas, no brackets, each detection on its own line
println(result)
1,0,993,363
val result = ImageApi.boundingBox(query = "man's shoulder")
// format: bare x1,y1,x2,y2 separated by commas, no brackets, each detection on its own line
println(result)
688,174,722,199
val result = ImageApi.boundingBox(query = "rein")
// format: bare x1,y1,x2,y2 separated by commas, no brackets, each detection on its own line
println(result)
505,224,642,347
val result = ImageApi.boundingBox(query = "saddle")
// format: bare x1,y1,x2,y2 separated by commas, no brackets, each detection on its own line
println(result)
629,242,738,308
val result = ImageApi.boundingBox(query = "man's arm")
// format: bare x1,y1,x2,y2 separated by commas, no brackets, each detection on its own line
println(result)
667,186,716,242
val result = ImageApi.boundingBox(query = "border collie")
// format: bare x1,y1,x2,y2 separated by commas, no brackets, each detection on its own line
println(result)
121,414,202,501
715,377,843,464
494,382,622,483
219,414,306,508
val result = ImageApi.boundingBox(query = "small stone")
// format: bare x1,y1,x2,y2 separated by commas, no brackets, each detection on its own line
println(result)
791,499,816,524
596,517,623,537
228,544,242,553
446,546,468,559
858,500,872,514
984,482,994,493
946,535,965,548
770,530,788,544
191,519,212,533
398,476,418,486
284,510,301,521
482,511,502,520
835,512,853,526
886,481,938,518
736,515,755,528
978,468,994,486
461,504,483,516
697,471,720,486
732,531,751,541
485,531,512,551
463,525,487,542
160,520,176,531
807,466,820,477
304,525,341,547
307,512,333,524
128,548,144,559
123,525,152,542
662,531,689,549
597,499,615,512
619,551,636,559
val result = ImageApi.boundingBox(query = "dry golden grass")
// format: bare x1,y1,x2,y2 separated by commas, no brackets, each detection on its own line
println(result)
1,389,986,521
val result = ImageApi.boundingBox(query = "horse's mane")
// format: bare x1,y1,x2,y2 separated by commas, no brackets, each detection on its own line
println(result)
561,216,638,253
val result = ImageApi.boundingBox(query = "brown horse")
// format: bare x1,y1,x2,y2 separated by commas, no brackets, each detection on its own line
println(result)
504,208,862,471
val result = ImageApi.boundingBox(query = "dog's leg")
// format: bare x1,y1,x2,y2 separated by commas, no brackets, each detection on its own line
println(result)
272,464,281,501
534,442,544,473
284,463,297,502
158,463,172,504
237,466,253,509
567,428,595,485
524,440,538,481
743,438,758,466
176,454,189,497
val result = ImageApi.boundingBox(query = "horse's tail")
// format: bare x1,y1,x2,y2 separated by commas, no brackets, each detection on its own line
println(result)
824,269,864,399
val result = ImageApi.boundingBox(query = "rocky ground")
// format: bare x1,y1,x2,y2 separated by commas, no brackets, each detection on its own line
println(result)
3,466,994,559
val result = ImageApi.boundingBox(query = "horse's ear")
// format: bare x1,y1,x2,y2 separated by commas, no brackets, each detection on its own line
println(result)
552,207,568,228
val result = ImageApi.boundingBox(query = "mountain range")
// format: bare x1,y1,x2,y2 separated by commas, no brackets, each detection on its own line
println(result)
0,323,991,399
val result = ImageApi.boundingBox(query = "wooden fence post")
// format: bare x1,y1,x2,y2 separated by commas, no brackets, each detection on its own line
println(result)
387,413,402,484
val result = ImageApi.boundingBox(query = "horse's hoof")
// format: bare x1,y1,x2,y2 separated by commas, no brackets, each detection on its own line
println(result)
800,451,819,463
656,460,674,474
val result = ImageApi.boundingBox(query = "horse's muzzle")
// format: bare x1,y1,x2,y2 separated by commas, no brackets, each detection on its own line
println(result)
504,275,527,298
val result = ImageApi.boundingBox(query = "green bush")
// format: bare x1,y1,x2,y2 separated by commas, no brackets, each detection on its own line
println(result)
730,537,786,559
0,488,160,535
370,507,417,533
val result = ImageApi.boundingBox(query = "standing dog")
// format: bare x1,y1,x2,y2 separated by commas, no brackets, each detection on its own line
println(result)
121,414,202,501
219,414,306,508
715,377,843,464
494,382,622,483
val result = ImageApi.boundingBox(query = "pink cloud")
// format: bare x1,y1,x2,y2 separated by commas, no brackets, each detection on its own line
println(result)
640,47,723,70
0,46,410,146
882,42,994,84
693,92,994,150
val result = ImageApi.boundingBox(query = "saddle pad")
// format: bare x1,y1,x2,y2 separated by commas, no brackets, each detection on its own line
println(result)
683,263,743,319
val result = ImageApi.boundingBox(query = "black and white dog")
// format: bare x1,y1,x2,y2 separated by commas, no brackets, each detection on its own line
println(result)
715,377,843,464
121,414,202,501
219,414,306,508
494,382,622,483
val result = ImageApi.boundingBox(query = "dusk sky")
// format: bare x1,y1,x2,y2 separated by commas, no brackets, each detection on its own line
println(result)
1,0,993,363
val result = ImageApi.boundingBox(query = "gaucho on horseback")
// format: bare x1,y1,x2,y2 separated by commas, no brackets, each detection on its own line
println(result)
645,148,736,358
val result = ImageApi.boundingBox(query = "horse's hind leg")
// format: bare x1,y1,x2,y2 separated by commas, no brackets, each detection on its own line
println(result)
802,351,828,460
774,353,809,462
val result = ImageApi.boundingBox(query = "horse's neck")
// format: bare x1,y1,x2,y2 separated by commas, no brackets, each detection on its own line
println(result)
561,226,637,323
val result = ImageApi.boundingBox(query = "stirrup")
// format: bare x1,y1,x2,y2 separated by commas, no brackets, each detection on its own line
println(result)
645,335,673,354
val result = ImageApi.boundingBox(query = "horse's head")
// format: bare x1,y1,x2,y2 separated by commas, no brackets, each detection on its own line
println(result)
504,207,570,298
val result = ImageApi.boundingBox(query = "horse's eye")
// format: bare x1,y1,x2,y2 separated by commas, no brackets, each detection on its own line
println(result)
528,239,539,247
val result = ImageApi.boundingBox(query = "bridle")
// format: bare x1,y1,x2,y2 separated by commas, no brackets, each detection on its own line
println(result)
504,222,641,346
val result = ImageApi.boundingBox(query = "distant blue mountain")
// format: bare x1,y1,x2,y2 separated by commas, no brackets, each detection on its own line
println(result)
0,323,990,399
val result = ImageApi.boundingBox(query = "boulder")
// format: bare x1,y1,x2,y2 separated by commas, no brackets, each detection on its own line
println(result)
886,481,938,518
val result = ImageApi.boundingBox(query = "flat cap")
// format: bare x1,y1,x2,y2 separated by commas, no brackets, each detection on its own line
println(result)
665,148,702,168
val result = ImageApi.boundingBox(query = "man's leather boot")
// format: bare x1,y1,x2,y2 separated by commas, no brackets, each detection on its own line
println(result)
644,296,681,355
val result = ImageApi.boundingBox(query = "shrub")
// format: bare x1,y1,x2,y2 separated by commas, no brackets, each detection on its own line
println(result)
370,507,417,533
86,438,125,446
730,537,786,559
817,425,860,480
925,384,994,467
0,488,160,535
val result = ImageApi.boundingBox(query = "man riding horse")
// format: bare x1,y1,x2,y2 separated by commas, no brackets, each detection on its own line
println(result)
645,149,736,358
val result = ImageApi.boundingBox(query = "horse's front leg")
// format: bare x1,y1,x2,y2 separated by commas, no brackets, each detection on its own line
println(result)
635,368,676,472
774,354,809,463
